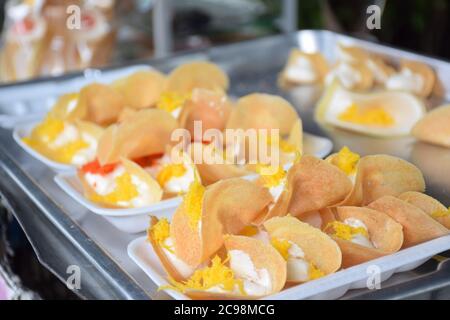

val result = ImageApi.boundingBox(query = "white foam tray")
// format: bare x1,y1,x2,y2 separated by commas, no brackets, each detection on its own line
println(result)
128,234,450,300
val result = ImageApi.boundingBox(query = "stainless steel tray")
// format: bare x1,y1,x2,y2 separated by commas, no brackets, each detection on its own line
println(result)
1,30,449,300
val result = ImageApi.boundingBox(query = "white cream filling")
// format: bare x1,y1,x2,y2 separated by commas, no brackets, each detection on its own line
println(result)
84,165,125,195
326,63,362,89
121,175,156,207
385,68,424,94
285,56,318,83
71,132,97,166
163,164,196,194
251,230,270,244
268,179,286,211
66,98,78,114
343,218,374,248
367,59,388,83
171,107,182,119
228,250,272,296
284,241,312,282
50,123,79,148
161,237,195,279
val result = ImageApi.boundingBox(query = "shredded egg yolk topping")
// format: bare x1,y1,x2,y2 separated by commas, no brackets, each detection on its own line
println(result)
156,163,187,187
325,221,369,241
162,255,245,295
431,207,450,218
271,238,291,260
239,225,259,237
149,218,173,252
271,238,325,280
23,117,88,164
255,164,286,188
338,103,395,127
183,178,205,230
332,146,360,175
157,92,190,113
90,173,139,205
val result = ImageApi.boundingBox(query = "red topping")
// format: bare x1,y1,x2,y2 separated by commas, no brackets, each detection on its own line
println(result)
81,159,117,175
81,13,96,29
13,17,35,35
133,153,164,168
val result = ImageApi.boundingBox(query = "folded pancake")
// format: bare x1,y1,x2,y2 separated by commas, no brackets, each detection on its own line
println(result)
96,108,178,165
385,59,436,97
23,117,104,166
165,61,229,94
47,93,83,121
227,93,299,137
337,44,395,85
178,88,232,139
156,150,201,198
187,142,252,186
76,83,125,126
325,61,374,91
279,49,329,87
368,196,449,247
78,157,163,208
114,70,167,109
163,235,286,299
324,206,403,268
398,191,450,229
327,149,426,206
287,155,353,217
148,216,195,282
264,216,341,282
170,178,272,268
412,105,450,148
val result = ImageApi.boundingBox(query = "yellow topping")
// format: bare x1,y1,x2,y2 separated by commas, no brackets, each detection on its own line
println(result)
255,164,286,188
161,255,245,295
24,117,89,164
149,218,173,252
279,139,297,153
271,238,292,260
309,262,325,280
183,177,205,230
157,92,190,113
30,117,65,143
431,207,450,218
156,164,187,187
53,139,89,163
325,221,369,241
332,146,360,175
338,103,395,127
239,226,259,237
90,173,139,205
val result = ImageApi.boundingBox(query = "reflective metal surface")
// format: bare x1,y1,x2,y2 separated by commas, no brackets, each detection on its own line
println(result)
0,30,449,299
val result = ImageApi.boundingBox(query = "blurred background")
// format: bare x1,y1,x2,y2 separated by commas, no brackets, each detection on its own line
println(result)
0,0,449,84
0,0,449,300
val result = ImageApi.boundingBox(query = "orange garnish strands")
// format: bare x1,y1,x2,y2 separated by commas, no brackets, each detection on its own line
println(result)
81,159,117,175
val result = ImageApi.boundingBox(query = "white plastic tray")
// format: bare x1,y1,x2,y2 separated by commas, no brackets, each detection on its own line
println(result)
54,172,182,233
128,234,450,300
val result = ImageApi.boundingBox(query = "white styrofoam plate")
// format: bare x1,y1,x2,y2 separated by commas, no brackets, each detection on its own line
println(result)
128,234,450,300
13,121,76,173
54,173,182,233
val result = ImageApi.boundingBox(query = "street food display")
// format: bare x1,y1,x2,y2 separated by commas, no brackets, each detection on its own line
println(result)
146,150,449,299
